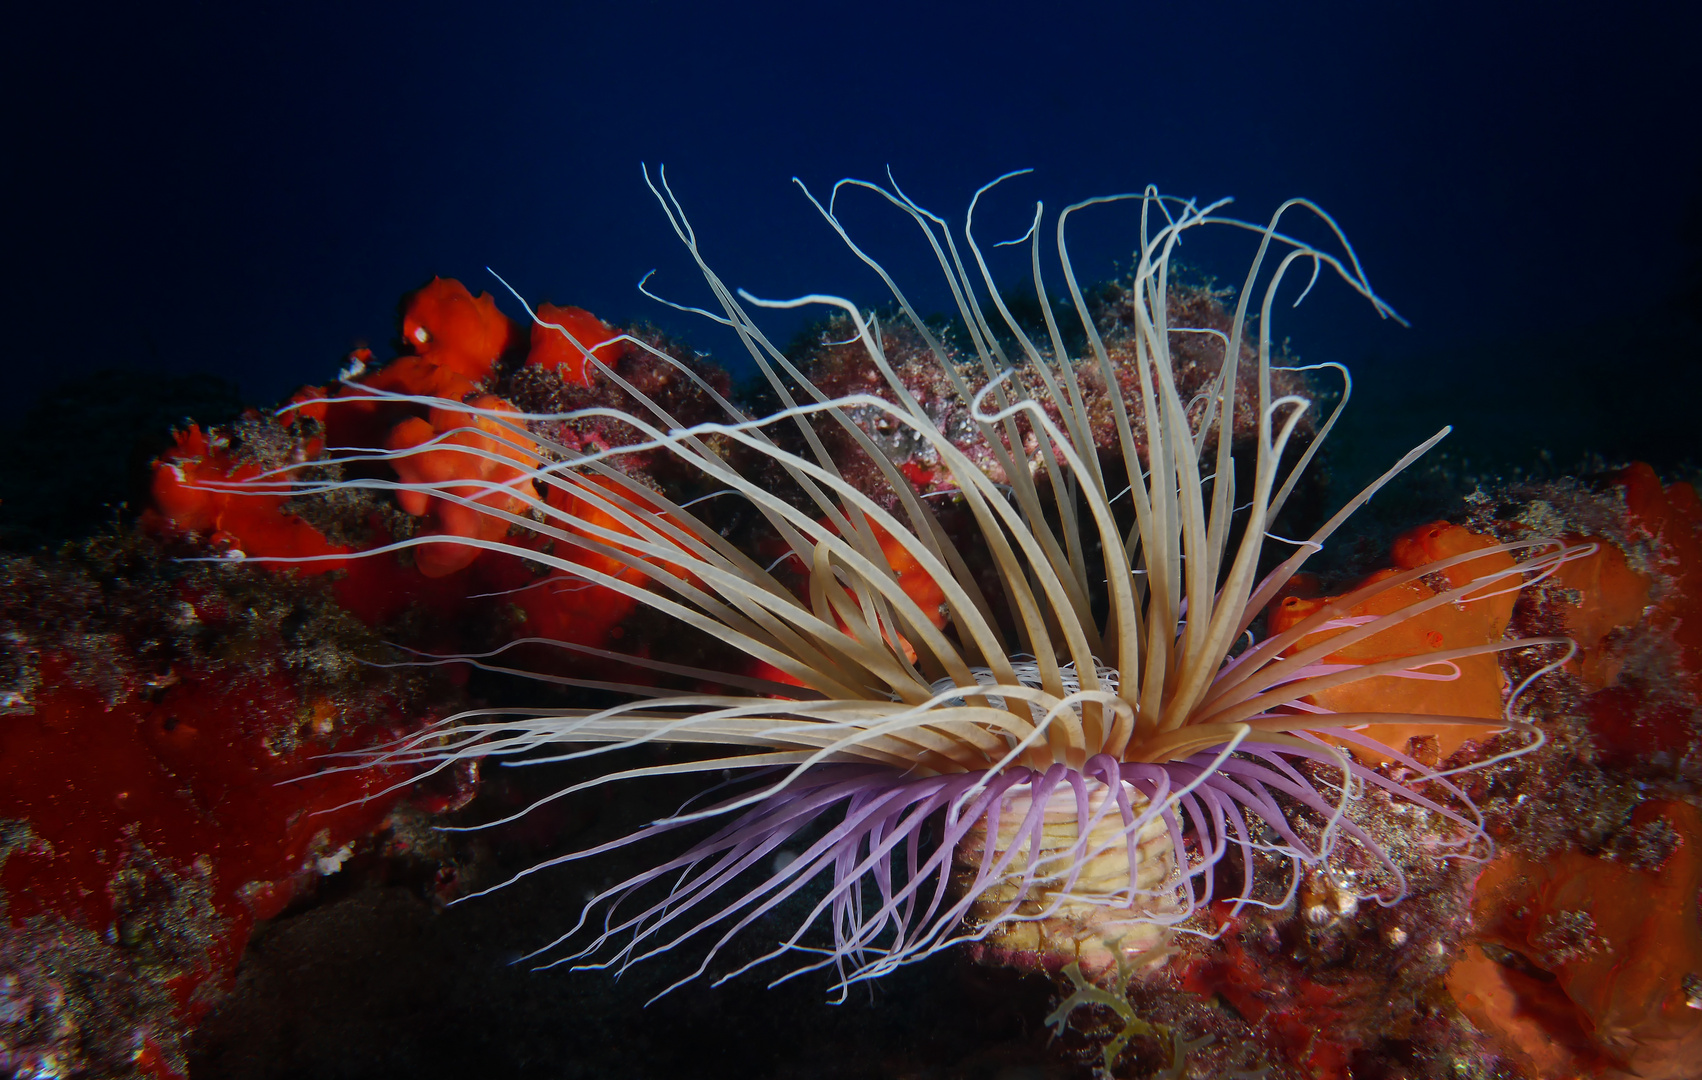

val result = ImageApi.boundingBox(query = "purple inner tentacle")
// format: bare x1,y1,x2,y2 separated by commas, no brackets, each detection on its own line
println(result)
529,728,1485,993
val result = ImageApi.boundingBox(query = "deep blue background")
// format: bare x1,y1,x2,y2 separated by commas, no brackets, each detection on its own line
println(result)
7,1,1700,461
5,4,1702,1070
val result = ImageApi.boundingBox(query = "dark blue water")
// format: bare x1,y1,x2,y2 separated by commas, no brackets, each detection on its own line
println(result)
8,1,1698,471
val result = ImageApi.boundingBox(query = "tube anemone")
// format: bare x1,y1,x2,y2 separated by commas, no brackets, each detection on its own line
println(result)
219,168,1583,999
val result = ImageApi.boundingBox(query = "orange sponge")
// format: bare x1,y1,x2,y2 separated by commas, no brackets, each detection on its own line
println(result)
869,519,949,631
1451,800,1702,1079
527,303,628,387
150,425,350,570
1620,462,1702,681
400,277,517,383
1268,522,1516,763
384,395,539,577
1552,536,1651,689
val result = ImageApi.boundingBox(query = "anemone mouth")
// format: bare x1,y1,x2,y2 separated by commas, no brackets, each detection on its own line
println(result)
194,167,1589,997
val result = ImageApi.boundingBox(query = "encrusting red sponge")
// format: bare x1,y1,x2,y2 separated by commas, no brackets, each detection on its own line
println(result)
150,425,352,570
1266,521,1516,763
527,302,628,387
400,276,517,383
384,394,541,577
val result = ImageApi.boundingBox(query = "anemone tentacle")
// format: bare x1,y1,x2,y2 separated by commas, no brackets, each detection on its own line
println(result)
202,168,1587,997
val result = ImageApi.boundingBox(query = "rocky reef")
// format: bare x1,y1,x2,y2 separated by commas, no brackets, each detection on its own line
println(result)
2,274,1698,1080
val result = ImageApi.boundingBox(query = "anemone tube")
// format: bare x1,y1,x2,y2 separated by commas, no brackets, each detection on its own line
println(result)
206,168,1585,1001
